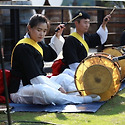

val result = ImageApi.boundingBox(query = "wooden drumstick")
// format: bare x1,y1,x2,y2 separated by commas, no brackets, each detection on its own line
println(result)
55,12,82,32
66,87,100,94
105,6,117,21
66,90,85,94
66,12,83,24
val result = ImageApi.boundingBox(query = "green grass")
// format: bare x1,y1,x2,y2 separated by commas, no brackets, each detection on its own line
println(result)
0,89,125,125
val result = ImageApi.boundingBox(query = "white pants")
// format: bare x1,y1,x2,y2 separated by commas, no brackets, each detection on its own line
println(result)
50,73,79,95
10,74,92,105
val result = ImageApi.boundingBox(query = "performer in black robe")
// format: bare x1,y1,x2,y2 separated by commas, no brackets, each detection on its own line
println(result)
62,11,111,77
120,30,125,46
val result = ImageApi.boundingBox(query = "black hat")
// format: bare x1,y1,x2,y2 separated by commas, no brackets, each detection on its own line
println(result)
73,11,90,21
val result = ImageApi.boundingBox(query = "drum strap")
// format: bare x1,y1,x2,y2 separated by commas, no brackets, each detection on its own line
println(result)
70,32,89,53
11,38,43,67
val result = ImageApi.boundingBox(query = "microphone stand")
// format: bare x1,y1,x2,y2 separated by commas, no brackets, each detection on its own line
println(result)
0,31,11,124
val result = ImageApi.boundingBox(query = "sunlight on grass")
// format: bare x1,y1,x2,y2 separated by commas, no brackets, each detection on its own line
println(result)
0,89,125,125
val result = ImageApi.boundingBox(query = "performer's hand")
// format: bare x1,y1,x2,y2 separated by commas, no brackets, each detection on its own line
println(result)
58,87,66,94
112,57,119,62
104,14,111,22
55,24,65,39
102,14,111,30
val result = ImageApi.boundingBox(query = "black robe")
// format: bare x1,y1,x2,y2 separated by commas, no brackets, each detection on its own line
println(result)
63,33,101,66
9,41,57,93
120,31,125,46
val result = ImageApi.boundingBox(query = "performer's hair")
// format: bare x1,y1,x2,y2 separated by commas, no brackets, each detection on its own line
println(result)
28,14,50,31
73,11,90,22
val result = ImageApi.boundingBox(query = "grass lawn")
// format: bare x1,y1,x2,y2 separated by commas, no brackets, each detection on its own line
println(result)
0,88,125,125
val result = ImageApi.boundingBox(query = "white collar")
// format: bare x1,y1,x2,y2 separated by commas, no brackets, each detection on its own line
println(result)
24,33,30,38
74,29,85,39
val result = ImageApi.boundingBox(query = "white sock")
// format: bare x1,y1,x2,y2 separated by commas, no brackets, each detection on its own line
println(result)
83,96,93,103
88,94,101,102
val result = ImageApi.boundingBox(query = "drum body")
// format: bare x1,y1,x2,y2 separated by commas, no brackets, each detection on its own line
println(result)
103,47,125,80
75,52,121,101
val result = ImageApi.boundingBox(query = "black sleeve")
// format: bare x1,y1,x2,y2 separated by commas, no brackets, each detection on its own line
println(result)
85,33,101,48
118,55,125,60
38,42,57,62
63,36,81,65
120,31,125,46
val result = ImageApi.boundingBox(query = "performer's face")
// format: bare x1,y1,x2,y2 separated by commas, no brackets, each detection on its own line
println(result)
75,18,90,34
28,22,48,42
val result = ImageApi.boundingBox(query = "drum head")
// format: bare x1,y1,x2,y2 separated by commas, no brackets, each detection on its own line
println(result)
83,65,112,94
75,53,121,101
103,47,125,79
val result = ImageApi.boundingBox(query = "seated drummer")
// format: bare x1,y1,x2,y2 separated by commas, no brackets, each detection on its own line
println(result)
62,11,111,77
120,30,125,46
112,55,125,62
112,30,125,62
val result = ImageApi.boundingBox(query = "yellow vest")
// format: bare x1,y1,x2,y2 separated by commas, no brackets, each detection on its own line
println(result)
70,32,89,53
11,38,43,67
